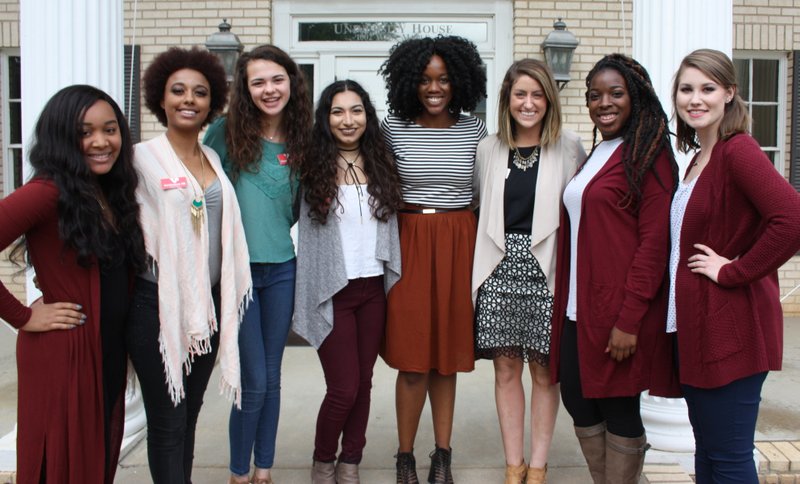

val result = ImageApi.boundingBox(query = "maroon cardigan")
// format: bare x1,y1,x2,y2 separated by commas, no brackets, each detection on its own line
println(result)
0,179,122,484
549,144,675,398
653,133,800,392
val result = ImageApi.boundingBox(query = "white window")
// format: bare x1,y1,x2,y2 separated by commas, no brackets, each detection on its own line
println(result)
1,50,22,195
733,52,787,169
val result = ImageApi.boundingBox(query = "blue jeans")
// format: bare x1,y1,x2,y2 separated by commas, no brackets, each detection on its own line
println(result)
683,372,767,484
229,260,296,475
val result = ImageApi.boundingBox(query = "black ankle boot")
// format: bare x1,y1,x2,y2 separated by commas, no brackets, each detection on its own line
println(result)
396,451,420,484
427,447,453,484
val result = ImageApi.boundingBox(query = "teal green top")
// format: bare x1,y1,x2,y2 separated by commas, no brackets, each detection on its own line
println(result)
203,117,298,263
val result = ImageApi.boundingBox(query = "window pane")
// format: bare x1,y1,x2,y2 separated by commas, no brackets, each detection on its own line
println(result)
734,58,750,100
9,102,21,144
762,149,775,164
8,56,20,99
299,64,314,105
752,104,777,147
752,59,778,102
12,148,22,189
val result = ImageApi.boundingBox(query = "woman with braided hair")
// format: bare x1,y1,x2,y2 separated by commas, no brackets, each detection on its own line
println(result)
549,53,677,483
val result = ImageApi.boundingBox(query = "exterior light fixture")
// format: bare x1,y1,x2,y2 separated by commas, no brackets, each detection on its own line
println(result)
541,18,580,90
205,19,244,83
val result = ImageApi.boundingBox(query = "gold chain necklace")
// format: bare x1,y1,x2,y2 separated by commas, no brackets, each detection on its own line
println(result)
169,139,207,235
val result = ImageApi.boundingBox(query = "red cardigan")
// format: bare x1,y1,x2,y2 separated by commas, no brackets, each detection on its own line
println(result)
653,133,800,392
550,145,675,398
0,179,121,484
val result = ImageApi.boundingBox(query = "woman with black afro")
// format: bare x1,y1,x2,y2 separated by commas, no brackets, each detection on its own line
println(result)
128,47,252,483
379,35,487,484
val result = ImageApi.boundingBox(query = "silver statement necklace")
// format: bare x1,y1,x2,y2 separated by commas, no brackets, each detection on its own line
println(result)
512,145,541,171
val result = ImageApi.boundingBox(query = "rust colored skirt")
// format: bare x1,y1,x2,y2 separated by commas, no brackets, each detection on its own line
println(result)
382,208,476,374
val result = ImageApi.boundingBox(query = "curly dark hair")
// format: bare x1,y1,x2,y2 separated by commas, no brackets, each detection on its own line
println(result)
299,80,402,224
584,53,677,208
380,35,487,121
142,47,228,127
225,44,312,179
23,85,146,271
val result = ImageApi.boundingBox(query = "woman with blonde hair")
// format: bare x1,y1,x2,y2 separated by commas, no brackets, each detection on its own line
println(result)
473,59,585,484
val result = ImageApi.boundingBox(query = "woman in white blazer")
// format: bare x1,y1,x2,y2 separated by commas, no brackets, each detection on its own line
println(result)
472,59,585,484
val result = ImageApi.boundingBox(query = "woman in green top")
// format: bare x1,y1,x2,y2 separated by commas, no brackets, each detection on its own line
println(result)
204,44,312,484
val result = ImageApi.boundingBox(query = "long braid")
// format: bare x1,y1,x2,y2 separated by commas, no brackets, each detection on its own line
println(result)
585,54,676,210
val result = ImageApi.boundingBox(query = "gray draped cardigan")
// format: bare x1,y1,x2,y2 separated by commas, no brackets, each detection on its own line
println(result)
292,196,402,348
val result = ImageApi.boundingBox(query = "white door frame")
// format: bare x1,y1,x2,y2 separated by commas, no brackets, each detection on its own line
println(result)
273,0,513,132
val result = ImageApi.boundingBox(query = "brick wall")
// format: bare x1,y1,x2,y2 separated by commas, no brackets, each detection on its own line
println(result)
513,0,632,145
0,247,25,306
123,0,273,141
732,0,800,313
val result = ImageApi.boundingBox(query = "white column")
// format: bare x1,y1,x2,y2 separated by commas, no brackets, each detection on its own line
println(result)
632,0,733,453
15,0,146,464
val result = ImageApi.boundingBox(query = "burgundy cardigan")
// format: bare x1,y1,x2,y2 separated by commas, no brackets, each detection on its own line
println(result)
0,179,122,483
549,144,675,398
654,133,800,392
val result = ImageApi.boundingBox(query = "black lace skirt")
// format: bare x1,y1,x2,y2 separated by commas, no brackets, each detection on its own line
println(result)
474,232,553,365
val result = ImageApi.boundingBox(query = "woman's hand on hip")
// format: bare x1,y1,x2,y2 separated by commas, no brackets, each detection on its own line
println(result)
20,298,86,332
688,243,731,284
606,326,637,362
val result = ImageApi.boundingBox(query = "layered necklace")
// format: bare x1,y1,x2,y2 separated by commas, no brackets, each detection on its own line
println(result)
169,139,207,235
337,146,367,220
512,145,541,171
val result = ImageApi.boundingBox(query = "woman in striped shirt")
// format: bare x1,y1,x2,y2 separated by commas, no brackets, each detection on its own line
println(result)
379,35,487,484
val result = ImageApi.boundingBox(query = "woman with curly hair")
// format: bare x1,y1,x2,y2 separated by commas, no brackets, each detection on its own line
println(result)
293,79,403,484
0,85,146,483
472,59,586,484
657,49,800,483
549,53,677,483
203,43,312,484
128,47,252,483
379,35,487,484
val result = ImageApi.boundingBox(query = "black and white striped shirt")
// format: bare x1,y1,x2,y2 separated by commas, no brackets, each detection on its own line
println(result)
381,114,487,208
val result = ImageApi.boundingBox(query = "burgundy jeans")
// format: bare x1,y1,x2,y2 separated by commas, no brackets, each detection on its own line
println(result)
313,276,386,464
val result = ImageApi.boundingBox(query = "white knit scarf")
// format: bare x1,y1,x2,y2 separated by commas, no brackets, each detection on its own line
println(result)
134,134,251,407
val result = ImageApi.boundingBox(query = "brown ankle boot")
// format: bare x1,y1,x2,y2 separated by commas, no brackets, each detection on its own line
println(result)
525,464,546,484
228,474,250,484
605,431,649,484
311,460,336,484
574,423,606,483
504,460,526,484
336,461,360,484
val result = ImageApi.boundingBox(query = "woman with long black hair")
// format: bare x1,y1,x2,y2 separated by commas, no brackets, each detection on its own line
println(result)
294,79,402,484
0,85,146,483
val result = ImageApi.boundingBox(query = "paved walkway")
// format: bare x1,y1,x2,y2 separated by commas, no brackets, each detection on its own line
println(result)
1,318,798,483
114,318,800,483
